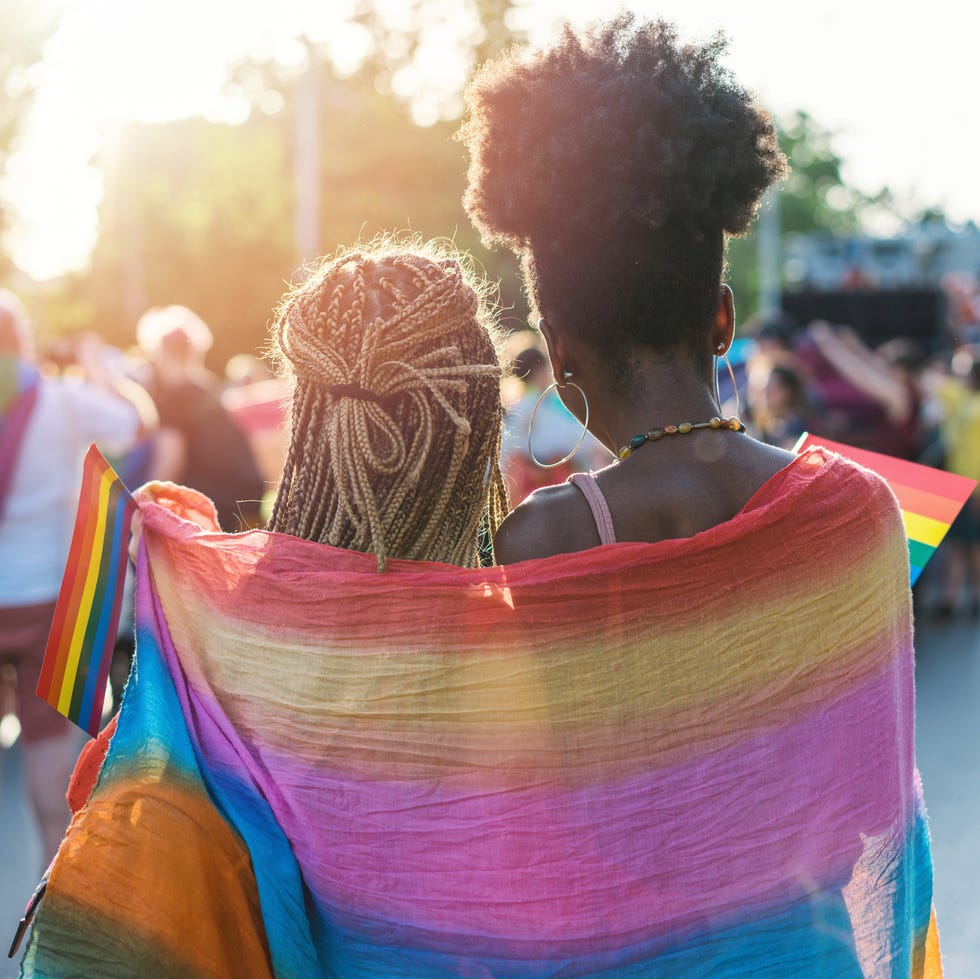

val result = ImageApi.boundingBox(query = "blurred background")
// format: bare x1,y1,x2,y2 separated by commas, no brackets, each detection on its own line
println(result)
3,0,979,351
1,0,979,975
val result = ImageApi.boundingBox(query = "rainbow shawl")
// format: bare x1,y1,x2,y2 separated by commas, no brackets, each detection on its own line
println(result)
21,448,941,978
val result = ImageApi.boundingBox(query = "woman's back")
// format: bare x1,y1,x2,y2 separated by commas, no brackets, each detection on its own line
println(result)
496,432,794,560
454,14,941,974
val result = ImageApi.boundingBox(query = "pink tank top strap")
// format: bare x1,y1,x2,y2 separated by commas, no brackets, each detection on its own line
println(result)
568,472,617,546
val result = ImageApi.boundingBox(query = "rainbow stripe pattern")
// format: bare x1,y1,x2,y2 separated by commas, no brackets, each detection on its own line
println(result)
22,448,941,977
35,445,136,737
796,432,977,585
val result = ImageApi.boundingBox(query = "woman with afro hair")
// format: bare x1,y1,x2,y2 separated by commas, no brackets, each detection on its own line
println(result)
459,14,941,977
459,15,793,556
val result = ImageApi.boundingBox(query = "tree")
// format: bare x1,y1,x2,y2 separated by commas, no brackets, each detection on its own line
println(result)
26,2,535,350
74,60,526,369
345,0,527,123
79,113,296,367
35,0,532,362
777,110,863,236
0,0,60,278
727,110,907,321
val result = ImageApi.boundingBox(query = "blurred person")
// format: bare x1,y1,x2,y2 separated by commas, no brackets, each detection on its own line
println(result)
746,309,799,358
802,321,923,458
0,290,150,864
940,272,980,344
223,352,273,387
137,305,265,531
220,353,290,518
751,361,811,449
915,351,958,469
501,337,608,502
742,317,805,441
931,351,980,617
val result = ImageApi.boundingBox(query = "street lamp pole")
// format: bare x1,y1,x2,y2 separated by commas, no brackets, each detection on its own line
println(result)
294,38,321,264
758,186,781,320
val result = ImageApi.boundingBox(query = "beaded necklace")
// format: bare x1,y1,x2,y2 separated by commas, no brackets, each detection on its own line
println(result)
617,415,744,460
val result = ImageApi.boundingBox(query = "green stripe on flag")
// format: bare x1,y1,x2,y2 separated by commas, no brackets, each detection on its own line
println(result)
907,538,935,572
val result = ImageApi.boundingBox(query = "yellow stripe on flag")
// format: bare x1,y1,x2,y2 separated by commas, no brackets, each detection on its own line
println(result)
902,510,948,549
58,468,114,715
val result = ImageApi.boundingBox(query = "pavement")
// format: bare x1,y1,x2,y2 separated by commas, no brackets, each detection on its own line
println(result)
914,615,980,978
1,616,977,978
0,740,43,979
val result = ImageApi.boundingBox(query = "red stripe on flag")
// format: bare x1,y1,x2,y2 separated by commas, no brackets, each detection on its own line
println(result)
37,447,114,705
888,482,965,526
798,434,976,502
37,448,105,699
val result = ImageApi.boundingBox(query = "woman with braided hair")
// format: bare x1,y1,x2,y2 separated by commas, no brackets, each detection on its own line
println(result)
60,234,508,793
267,237,508,569
30,238,517,975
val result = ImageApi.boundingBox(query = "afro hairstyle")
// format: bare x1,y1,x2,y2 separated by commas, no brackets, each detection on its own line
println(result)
459,15,787,367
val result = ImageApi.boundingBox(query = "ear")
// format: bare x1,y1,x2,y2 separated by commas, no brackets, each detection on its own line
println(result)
711,285,736,355
537,317,571,384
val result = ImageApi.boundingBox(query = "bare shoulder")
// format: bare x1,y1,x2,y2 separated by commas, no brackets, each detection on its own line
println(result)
744,439,798,482
493,481,600,564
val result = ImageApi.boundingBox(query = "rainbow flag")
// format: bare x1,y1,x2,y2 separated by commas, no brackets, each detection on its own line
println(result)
36,444,136,737
21,452,941,977
796,433,977,585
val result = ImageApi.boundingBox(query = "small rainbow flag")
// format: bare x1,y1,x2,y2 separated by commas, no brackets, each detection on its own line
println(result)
796,432,977,585
36,444,136,736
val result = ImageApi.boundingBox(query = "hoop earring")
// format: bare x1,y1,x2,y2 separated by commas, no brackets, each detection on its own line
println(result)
528,373,590,469
713,348,741,419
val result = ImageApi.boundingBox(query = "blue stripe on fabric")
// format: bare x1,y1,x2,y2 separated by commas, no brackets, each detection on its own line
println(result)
203,763,326,977
133,559,322,979
890,808,935,974
110,622,319,979
308,888,867,978
102,629,201,787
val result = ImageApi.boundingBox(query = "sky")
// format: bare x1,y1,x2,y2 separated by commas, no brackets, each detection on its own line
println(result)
5,0,980,281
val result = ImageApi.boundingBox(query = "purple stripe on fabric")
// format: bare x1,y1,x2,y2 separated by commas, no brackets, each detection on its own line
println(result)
182,646,915,956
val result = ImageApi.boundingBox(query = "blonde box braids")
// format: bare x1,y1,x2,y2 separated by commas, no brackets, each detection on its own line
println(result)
269,241,508,570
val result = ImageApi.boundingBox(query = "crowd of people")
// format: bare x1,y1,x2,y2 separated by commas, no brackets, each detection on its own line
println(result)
498,289,980,621
0,295,285,864
3,248,978,863
732,299,980,620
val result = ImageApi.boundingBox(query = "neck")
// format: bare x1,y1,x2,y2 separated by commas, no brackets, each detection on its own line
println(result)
577,354,720,456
